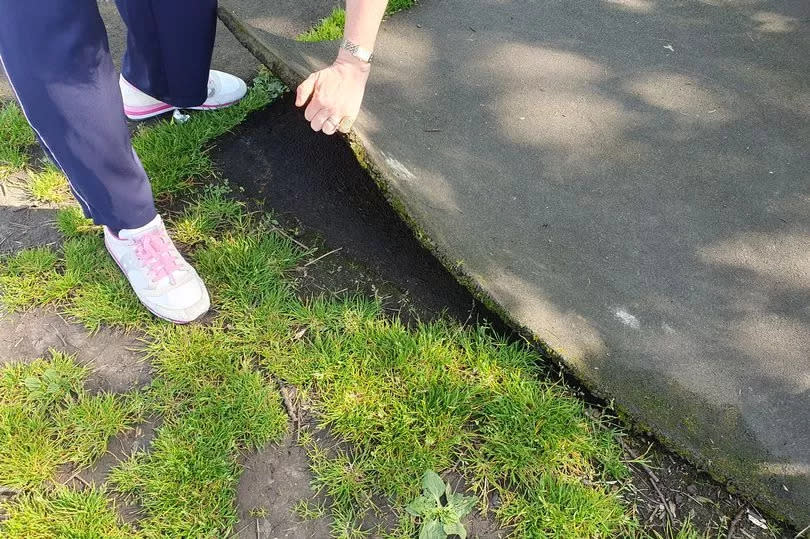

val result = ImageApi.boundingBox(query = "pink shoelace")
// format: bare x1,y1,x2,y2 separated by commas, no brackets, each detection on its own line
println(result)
133,228,181,283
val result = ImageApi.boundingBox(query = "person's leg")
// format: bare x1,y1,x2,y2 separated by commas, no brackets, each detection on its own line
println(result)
0,0,209,323
0,0,157,232
115,0,217,108
115,0,247,120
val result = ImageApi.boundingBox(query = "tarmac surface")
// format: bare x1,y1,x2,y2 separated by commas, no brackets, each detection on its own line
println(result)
218,0,810,524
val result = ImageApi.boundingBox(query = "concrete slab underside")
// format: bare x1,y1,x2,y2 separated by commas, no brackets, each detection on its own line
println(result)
221,0,810,523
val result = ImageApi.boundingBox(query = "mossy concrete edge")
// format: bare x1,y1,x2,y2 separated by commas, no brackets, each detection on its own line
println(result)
216,6,802,528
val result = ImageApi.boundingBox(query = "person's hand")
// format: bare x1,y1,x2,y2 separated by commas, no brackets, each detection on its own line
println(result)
295,50,370,135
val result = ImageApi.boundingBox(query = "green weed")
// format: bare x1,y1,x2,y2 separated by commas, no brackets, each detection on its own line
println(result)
406,471,476,538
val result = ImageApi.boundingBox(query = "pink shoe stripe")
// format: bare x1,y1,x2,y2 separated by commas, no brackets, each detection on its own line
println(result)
124,103,174,116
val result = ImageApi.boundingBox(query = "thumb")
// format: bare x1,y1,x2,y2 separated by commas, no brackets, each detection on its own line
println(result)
296,75,316,107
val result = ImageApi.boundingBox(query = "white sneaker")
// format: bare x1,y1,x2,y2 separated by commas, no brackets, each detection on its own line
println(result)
104,215,210,324
120,70,248,120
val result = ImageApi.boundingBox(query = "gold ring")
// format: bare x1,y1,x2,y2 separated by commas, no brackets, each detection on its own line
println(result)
338,117,354,132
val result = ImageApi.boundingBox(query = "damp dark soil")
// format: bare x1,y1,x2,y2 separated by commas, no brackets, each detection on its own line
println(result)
211,93,503,328
211,95,793,539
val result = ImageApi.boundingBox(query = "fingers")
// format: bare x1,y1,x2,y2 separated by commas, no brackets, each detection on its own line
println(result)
295,75,316,107
322,116,340,136
310,108,332,133
297,69,354,135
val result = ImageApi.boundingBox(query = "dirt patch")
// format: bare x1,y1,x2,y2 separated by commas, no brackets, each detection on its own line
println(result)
236,429,333,539
0,309,151,394
623,433,784,538
0,176,61,254
58,417,160,524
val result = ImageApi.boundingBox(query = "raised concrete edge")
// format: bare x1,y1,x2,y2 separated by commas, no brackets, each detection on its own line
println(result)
216,6,803,528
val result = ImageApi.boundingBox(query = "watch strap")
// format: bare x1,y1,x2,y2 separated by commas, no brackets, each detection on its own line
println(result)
340,39,374,63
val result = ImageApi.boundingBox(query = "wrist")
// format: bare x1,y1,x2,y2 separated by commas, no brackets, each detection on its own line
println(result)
335,49,372,74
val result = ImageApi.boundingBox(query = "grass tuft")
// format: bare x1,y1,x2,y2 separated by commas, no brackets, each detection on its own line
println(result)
193,228,302,313
0,487,133,538
170,183,245,246
0,247,71,311
55,207,97,238
0,101,35,175
0,351,142,488
298,7,347,42
386,0,416,15
133,70,285,198
27,165,70,204
297,1,416,42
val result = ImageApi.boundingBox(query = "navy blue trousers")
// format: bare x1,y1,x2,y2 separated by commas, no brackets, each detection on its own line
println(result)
0,0,217,231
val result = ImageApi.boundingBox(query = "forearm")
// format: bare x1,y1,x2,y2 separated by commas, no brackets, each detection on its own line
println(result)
337,0,387,66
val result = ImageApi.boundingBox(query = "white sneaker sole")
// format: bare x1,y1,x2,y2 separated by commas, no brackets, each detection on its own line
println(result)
123,99,243,121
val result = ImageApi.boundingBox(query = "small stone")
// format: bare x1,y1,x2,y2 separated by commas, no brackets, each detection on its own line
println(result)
675,494,684,504
686,484,698,495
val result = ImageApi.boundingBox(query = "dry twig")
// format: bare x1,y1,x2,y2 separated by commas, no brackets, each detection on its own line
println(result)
269,226,310,251
795,522,810,538
726,505,747,539
618,438,675,524
304,247,343,267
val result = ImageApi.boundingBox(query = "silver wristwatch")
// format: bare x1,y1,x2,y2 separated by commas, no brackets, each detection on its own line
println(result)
340,39,374,63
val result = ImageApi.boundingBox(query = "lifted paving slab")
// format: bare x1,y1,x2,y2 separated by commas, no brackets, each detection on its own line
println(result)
218,0,810,525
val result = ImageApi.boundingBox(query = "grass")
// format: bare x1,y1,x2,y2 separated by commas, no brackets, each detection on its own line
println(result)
27,164,70,204
298,7,348,42
132,74,285,199
0,69,643,537
0,351,143,489
169,183,245,246
0,101,35,176
297,1,417,42
109,330,289,535
55,206,97,238
267,301,634,537
1,487,134,538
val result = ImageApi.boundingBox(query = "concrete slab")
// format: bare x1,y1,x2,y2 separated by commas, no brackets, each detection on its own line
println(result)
218,0,810,525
